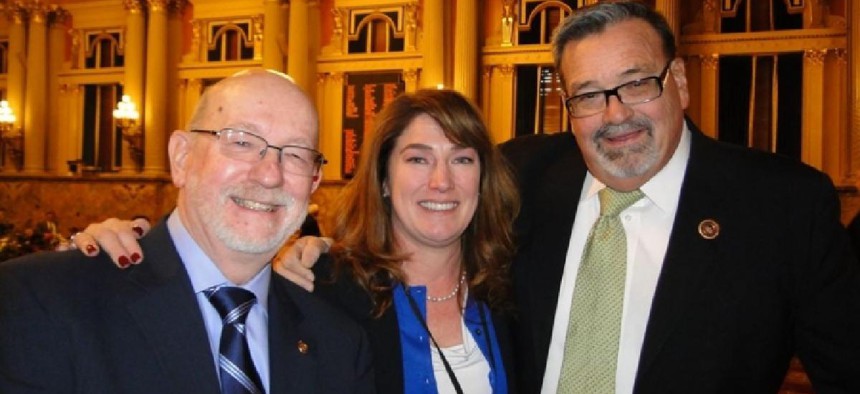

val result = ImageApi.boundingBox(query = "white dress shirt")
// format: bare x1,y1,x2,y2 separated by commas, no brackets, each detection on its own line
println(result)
167,212,272,392
541,125,691,394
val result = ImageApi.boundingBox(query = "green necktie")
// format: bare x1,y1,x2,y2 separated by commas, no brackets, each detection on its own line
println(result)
558,187,644,393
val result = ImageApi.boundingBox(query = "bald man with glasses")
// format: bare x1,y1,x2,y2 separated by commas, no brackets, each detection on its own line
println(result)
0,70,374,394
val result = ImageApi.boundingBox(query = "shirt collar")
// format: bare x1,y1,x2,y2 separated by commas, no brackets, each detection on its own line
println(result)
581,121,691,213
166,211,271,310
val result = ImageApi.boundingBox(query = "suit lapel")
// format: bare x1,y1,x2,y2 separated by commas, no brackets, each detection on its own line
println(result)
122,223,221,393
635,128,731,380
268,275,318,393
521,135,589,370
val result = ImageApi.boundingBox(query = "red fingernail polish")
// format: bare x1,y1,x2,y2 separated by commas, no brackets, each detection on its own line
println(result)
132,226,143,237
85,245,97,254
130,253,141,263
118,256,130,268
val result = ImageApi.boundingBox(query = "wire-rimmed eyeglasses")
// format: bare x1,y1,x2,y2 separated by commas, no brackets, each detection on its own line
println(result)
190,128,327,177
563,61,674,118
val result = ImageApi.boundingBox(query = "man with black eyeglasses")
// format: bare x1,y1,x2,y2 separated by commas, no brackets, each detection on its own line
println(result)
63,2,860,393
500,2,860,393
0,69,373,394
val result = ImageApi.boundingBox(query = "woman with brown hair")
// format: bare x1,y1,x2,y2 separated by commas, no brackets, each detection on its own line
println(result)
73,89,520,393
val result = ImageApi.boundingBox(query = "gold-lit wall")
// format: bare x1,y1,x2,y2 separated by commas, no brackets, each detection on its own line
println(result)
1,0,859,236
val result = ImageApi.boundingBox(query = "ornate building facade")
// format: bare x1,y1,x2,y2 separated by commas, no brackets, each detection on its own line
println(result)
0,0,857,237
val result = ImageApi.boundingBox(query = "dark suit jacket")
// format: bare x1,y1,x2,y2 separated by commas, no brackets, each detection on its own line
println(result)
845,212,860,258
312,254,518,393
500,121,860,393
0,222,374,394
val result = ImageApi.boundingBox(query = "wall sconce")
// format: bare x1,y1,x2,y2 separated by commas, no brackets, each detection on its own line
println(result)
113,95,143,170
0,100,23,171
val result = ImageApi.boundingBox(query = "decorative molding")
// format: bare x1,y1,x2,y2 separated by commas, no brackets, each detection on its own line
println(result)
402,68,419,82
168,0,187,14
681,29,846,56
329,72,343,84
803,49,828,65
482,66,493,79
49,6,70,26
497,64,515,76
28,0,49,24
835,48,847,63
700,54,719,70
123,0,144,13
147,0,168,13
6,2,28,24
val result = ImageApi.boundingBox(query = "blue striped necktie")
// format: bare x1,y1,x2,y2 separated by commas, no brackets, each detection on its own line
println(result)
205,286,265,394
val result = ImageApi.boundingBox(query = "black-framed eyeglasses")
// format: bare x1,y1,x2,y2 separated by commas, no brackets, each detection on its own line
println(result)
563,61,674,118
190,128,327,177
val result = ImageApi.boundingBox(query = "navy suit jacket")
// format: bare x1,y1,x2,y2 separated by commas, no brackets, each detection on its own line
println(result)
0,222,374,394
500,121,860,393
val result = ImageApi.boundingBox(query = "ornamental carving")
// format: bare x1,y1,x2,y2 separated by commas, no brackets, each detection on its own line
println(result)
123,0,144,13
49,6,69,26
147,0,168,13
402,68,419,82
803,49,827,65
497,64,515,76
28,0,48,24
701,54,719,70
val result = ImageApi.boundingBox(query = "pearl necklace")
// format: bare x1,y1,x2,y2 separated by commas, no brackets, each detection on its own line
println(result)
426,271,467,302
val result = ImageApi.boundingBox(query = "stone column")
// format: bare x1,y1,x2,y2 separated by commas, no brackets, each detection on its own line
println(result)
654,0,679,46
453,0,478,101
121,0,146,173
287,0,312,91
852,0,860,183
403,68,419,93
47,8,69,174
420,0,444,88
144,0,169,175
183,79,203,126
320,72,344,181
23,2,49,173
167,1,185,132
821,49,847,182
488,64,514,143
5,5,27,149
263,0,285,71
699,54,719,139
801,49,827,171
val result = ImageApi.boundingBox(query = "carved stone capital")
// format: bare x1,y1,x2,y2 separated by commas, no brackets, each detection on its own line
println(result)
497,64,515,76
168,0,187,15
804,49,827,65
147,0,168,13
700,54,719,70
6,2,28,24
28,0,49,24
329,72,343,84
49,6,70,25
123,0,144,13
403,68,419,82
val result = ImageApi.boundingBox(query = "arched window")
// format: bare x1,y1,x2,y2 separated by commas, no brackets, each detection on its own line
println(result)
347,12,404,54
84,31,123,69
207,22,254,62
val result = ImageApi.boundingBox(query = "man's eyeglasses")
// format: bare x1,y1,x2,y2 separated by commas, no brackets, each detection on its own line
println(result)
563,61,673,118
190,128,327,177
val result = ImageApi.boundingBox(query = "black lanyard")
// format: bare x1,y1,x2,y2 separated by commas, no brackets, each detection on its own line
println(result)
403,284,465,394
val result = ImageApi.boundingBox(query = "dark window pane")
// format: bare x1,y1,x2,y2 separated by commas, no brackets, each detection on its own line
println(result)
718,56,752,146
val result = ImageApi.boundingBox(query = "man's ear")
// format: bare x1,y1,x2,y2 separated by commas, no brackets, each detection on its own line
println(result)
670,57,690,110
168,131,192,187
310,169,322,193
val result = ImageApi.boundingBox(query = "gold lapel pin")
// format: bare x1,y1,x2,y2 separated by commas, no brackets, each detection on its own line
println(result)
297,340,309,354
698,219,720,240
